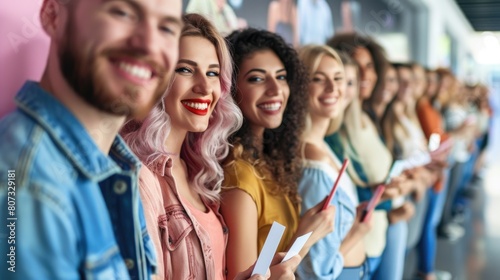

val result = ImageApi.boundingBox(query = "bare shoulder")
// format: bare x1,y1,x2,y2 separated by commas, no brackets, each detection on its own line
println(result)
303,142,330,163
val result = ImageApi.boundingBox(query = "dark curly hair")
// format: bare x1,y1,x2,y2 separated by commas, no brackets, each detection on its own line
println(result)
327,33,389,115
224,28,308,205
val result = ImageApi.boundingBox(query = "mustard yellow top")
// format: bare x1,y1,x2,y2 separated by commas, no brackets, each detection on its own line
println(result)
223,159,300,253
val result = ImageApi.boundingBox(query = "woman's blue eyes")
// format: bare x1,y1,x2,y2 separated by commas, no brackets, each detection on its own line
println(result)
175,67,219,77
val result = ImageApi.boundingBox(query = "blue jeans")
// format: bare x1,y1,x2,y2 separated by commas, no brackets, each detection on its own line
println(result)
337,259,371,280
369,221,408,280
417,170,450,273
453,141,480,212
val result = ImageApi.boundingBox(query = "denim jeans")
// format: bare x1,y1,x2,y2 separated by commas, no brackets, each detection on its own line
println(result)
369,221,408,280
417,170,450,273
337,259,371,280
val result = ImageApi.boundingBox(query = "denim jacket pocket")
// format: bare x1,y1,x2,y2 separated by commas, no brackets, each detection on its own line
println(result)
83,246,129,280
161,204,195,251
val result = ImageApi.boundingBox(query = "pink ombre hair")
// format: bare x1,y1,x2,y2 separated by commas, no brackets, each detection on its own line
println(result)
122,13,242,202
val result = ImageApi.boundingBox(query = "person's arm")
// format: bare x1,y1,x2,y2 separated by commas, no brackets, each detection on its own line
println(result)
293,197,336,258
0,182,80,279
326,7,334,40
295,170,340,279
292,5,299,47
267,1,278,32
339,205,371,258
138,168,164,279
293,144,338,278
416,99,447,140
234,253,301,280
294,144,337,259
221,189,259,280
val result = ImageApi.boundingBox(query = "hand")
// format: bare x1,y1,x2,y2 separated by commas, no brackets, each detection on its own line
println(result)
388,201,415,224
391,175,416,197
233,264,269,280
412,179,427,202
339,204,371,257
295,197,336,256
429,148,449,166
268,253,301,280
354,203,372,232
381,175,413,199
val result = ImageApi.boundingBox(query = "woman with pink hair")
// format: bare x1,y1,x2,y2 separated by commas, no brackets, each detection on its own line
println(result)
122,14,299,280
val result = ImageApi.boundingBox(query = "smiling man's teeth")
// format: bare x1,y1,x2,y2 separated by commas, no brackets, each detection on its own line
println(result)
183,102,209,110
259,102,281,111
118,62,152,80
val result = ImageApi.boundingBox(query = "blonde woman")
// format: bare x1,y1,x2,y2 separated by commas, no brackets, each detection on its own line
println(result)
297,45,371,280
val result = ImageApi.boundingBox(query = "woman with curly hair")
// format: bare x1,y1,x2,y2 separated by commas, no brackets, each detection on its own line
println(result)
221,29,335,280
122,14,298,280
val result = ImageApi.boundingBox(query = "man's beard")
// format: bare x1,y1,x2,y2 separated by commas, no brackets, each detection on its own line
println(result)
59,25,171,118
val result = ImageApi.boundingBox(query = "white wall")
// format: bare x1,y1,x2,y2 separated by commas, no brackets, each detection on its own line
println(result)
418,0,475,74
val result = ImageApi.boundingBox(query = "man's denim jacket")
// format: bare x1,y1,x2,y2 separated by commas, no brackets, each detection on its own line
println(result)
0,81,157,279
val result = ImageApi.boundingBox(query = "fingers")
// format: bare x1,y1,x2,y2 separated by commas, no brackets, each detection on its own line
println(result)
245,275,267,280
270,252,286,265
381,186,399,200
311,196,329,212
233,264,270,280
275,254,301,271
285,254,302,270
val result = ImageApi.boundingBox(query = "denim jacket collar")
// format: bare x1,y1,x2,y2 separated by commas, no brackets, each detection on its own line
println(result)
16,81,140,181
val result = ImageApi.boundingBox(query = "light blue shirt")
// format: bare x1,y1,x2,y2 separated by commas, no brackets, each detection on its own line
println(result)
298,0,334,45
297,160,356,279
0,81,156,279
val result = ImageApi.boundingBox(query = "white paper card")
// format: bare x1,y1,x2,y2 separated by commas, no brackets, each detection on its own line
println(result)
251,221,286,276
281,232,312,263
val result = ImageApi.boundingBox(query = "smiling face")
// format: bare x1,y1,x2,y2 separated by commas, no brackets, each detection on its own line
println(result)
236,49,290,133
308,55,345,119
54,0,182,119
352,47,377,100
164,36,221,133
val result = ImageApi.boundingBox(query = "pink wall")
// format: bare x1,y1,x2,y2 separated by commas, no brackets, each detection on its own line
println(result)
0,1,49,118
